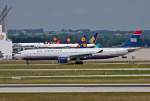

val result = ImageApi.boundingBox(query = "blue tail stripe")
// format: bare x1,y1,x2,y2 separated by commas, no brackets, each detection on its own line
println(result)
121,34,144,47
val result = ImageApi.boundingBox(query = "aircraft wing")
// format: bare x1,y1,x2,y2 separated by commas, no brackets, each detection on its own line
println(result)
59,49,103,59
59,52,92,59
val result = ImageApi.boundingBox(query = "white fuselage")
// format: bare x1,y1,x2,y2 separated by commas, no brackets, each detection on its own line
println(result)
13,43,95,48
14,48,129,60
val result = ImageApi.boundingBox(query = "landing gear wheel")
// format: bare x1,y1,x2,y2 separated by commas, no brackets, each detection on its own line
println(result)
75,61,83,64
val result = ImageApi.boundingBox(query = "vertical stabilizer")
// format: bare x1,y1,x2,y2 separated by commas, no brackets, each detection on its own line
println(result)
121,28,144,47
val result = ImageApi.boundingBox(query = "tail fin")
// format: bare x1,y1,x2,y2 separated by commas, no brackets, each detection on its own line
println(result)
89,33,98,44
121,28,144,47
78,33,99,48
78,34,88,48
133,28,142,35
89,33,103,48
77,32,103,48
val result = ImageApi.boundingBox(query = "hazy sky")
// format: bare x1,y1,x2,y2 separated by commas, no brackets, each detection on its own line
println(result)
2,0,150,30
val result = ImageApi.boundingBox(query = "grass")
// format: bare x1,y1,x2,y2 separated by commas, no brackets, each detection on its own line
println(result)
0,60,56,64
0,63,150,69
0,70,150,76
1,77,150,84
0,93,150,101
0,61,150,84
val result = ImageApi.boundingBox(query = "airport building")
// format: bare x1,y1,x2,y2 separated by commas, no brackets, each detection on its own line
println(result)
0,25,12,60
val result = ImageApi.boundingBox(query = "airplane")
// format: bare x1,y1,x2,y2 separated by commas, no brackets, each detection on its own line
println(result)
14,29,143,64
13,43,95,48
13,33,98,49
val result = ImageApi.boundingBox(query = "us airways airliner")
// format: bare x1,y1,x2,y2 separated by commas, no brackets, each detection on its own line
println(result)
14,48,129,64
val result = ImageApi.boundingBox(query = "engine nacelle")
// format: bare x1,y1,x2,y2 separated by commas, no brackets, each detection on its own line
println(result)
58,57,70,64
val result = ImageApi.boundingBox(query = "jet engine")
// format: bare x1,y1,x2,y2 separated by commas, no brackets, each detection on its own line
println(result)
58,56,70,64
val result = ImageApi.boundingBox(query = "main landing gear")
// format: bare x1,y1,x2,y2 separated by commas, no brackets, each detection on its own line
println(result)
75,61,83,64
75,58,83,64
